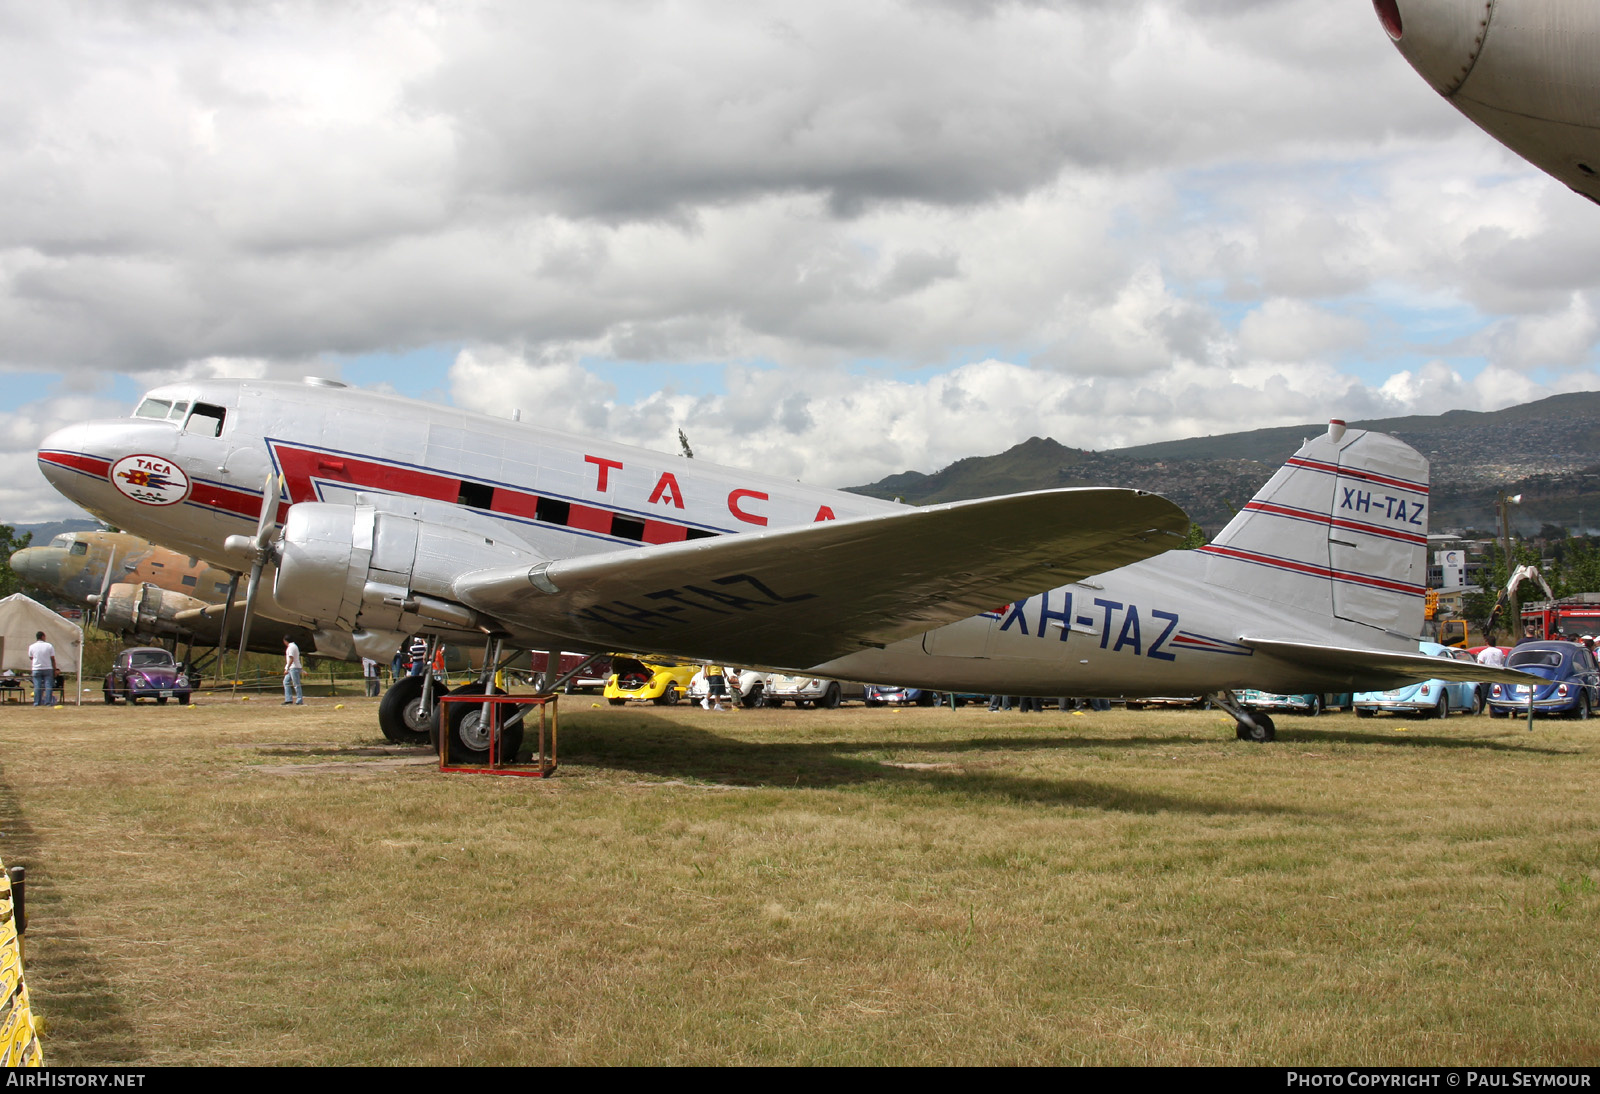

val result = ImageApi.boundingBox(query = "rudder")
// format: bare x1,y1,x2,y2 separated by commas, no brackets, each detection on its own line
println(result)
1199,420,1428,640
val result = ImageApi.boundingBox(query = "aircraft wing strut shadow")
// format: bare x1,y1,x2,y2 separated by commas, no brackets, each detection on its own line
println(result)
35,378,1538,756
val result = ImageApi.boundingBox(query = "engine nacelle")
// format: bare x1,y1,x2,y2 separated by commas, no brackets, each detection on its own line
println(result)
99,582,210,638
273,497,547,636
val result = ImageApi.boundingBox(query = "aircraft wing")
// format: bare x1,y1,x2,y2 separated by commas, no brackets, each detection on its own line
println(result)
454,488,1189,668
1243,637,1541,690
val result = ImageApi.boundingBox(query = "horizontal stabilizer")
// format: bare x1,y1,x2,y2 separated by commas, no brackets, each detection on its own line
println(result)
455,488,1190,667
1244,637,1539,690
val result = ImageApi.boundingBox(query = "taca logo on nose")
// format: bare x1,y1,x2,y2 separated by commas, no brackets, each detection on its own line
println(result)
109,454,191,507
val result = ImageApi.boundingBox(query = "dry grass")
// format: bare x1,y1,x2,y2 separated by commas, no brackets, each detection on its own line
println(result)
1,696,1598,1065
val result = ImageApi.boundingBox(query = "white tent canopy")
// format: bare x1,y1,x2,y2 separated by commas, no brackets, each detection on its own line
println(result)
0,594,84,705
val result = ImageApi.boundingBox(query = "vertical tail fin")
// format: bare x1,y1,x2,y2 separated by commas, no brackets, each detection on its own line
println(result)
1199,420,1429,639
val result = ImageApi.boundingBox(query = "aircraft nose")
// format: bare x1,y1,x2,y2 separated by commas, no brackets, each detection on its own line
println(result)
9,547,47,585
1374,0,1495,97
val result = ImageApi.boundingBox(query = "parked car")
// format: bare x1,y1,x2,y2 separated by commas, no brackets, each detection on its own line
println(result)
1122,695,1214,710
1354,643,1483,718
763,675,865,709
104,647,192,705
602,656,698,706
863,685,938,707
1237,690,1349,716
1486,640,1600,719
686,667,770,708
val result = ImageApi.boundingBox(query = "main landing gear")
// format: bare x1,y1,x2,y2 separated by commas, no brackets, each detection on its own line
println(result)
1209,691,1276,742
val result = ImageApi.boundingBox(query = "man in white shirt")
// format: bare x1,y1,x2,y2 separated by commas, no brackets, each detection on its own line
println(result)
361,657,380,698
283,636,304,705
27,632,56,707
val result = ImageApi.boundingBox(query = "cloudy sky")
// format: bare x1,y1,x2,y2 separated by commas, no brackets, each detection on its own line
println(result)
8,0,1600,521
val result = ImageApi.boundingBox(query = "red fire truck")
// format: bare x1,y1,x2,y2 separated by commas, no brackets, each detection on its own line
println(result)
1520,595,1600,640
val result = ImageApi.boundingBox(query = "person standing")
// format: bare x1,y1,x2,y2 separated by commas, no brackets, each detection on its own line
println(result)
361,657,381,698
283,636,304,705
704,663,729,711
27,631,56,708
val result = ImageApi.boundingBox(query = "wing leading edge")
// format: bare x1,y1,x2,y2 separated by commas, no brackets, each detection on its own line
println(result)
454,488,1191,668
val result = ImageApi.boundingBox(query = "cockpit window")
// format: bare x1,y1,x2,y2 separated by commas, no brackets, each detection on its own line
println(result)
49,534,71,549
134,397,174,420
69,542,87,556
187,402,226,437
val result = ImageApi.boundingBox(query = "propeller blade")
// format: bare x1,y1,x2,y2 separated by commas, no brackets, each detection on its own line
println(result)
230,472,281,693
254,472,280,551
215,572,241,666
92,547,118,630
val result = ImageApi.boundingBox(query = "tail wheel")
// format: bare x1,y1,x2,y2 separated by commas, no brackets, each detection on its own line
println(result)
1236,713,1275,742
378,675,434,746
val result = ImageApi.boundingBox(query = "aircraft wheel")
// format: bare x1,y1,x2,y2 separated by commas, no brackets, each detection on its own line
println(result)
1237,713,1275,742
1434,696,1449,720
439,686,524,765
822,683,843,709
378,675,434,747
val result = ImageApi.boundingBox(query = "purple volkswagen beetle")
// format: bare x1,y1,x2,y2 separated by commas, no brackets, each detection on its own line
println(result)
103,647,192,705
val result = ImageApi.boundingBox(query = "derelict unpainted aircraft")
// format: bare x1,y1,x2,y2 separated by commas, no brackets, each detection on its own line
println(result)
35,378,1529,759
1376,0,1600,205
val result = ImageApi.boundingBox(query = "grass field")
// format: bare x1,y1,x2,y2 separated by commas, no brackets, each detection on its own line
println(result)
2,696,1598,1065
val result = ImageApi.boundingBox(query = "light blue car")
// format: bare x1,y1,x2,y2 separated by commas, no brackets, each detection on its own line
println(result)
1354,642,1483,718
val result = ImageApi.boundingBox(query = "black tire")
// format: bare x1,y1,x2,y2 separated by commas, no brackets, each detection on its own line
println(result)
864,699,884,708
1573,692,1591,721
657,687,680,706
176,693,190,705
1434,696,1449,720
1489,706,1507,719
798,700,816,710
1356,708,1374,718
103,689,114,705
765,698,785,708
156,695,168,705
821,683,842,710
378,675,435,747
1472,688,1486,715
1240,713,1275,742
434,682,525,765
608,698,626,706
914,690,934,707
741,685,764,710
1307,695,1324,717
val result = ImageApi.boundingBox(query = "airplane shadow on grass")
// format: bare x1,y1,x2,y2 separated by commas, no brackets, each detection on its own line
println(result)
555,716,1314,817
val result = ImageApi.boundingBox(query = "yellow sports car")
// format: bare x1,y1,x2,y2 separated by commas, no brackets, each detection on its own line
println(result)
603,656,699,706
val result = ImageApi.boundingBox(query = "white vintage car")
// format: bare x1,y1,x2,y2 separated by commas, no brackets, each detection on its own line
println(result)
761,674,866,709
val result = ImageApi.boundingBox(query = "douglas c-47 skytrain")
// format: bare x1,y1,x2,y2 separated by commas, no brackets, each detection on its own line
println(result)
36,377,1531,760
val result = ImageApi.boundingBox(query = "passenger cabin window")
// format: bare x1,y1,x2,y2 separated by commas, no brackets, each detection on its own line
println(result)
187,403,227,437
